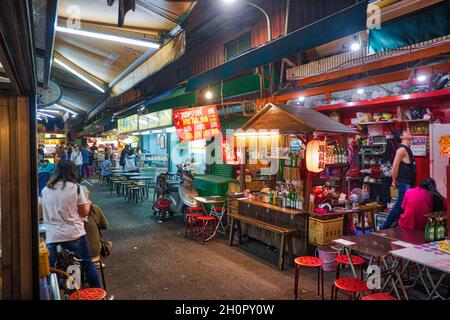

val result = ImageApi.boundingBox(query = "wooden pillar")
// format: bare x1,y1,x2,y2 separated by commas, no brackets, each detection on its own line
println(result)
0,96,34,299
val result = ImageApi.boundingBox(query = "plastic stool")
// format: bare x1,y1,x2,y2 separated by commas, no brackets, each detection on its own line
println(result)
294,256,324,300
185,213,203,240
331,277,368,300
197,216,217,243
336,254,365,280
361,293,398,300
68,288,107,300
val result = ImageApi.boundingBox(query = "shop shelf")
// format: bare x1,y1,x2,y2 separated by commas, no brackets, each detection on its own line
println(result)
358,120,395,125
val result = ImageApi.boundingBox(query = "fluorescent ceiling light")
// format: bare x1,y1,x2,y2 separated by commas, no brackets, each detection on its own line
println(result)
38,112,56,118
53,103,78,115
36,116,43,121
39,109,60,114
54,58,105,93
151,130,162,134
56,26,160,49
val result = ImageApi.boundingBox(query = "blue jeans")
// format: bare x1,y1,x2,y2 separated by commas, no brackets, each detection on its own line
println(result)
382,182,411,229
76,165,83,180
82,164,90,178
47,235,100,288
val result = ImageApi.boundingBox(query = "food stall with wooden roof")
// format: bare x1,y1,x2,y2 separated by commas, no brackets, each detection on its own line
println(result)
228,103,359,270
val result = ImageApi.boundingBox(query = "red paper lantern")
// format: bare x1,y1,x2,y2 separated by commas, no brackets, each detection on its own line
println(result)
306,140,326,173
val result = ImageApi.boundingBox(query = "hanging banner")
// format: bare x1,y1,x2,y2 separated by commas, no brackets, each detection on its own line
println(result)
173,105,221,142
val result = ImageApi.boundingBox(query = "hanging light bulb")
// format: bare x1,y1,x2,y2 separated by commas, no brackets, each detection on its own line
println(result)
205,89,213,100
350,34,361,51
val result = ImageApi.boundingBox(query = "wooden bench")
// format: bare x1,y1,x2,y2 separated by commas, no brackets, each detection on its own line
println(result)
229,213,297,271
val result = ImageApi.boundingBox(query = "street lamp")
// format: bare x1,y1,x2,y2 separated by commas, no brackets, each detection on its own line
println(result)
222,0,272,42
222,0,274,95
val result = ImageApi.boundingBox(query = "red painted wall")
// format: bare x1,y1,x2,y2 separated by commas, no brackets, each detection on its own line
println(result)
328,103,450,187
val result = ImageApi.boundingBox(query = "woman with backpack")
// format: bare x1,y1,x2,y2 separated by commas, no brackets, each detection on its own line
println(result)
39,160,100,288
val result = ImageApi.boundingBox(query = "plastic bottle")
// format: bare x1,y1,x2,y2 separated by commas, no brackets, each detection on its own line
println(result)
437,218,446,241
426,218,435,242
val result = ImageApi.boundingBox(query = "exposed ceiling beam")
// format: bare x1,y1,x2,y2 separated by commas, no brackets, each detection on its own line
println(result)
57,17,163,42
282,58,296,68
52,51,108,93
44,0,58,88
0,0,36,95
0,81,12,90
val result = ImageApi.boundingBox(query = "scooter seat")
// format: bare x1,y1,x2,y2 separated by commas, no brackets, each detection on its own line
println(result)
155,199,171,209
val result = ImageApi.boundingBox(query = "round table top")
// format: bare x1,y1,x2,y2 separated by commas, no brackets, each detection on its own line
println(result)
120,172,141,176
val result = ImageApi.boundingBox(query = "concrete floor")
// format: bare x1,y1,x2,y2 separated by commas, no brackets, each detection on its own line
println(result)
86,179,347,300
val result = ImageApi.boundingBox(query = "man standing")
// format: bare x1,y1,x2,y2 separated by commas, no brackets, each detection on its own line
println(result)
70,145,83,181
120,144,129,169
382,129,416,229
81,145,91,179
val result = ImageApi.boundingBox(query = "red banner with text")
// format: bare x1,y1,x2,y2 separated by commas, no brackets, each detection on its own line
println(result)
173,105,222,142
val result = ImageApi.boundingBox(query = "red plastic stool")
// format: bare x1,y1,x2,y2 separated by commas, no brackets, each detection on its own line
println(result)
185,213,203,240
331,277,368,300
294,256,324,300
68,288,107,300
336,254,365,280
197,215,217,243
188,206,204,213
361,293,398,300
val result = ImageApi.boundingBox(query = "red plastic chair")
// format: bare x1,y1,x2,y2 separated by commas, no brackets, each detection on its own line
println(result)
331,277,368,300
361,293,398,300
336,254,365,280
197,215,217,243
294,256,324,300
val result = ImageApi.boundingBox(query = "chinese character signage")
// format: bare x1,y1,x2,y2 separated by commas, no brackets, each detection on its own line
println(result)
118,114,138,133
173,105,222,142
117,110,173,133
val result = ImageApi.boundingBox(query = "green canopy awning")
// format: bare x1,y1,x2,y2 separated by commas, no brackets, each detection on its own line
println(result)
369,1,450,53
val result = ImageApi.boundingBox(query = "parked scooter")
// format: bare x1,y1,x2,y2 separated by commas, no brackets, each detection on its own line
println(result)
152,166,199,221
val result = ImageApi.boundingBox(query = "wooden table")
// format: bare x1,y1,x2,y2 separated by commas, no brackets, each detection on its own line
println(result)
373,228,425,245
333,233,409,299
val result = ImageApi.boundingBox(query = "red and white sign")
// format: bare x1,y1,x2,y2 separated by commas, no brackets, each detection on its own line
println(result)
173,105,222,142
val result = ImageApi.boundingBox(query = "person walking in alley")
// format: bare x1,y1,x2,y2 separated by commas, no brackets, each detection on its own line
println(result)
124,148,138,172
120,144,129,170
39,160,100,288
81,145,91,179
70,145,83,181
382,129,416,229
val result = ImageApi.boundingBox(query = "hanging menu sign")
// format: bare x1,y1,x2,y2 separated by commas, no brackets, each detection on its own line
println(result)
173,105,221,142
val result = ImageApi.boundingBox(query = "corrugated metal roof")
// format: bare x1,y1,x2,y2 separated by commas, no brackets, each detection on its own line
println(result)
241,103,357,134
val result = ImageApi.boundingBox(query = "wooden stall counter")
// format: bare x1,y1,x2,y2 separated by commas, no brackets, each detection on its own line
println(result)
228,197,310,271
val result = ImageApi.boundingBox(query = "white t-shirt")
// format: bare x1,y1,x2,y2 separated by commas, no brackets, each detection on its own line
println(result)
40,181,88,243
70,151,83,165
